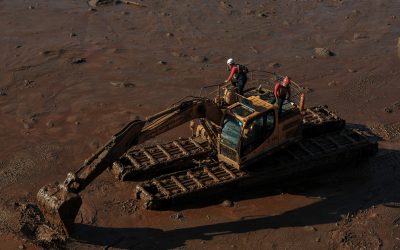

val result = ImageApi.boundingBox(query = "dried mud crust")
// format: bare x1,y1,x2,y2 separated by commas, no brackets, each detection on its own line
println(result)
0,143,62,189
328,209,383,249
0,201,66,249
369,122,400,141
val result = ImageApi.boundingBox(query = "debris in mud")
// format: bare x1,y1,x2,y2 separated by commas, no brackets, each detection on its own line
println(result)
17,203,65,248
71,57,86,64
347,68,357,73
304,226,317,232
384,107,393,113
249,46,259,54
24,80,35,88
353,33,368,40
269,62,280,68
109,81,136,88
88,0,117,7
46,121,54,128
171,212,184,221
123,0,147,7
245,9,256,15
118,199,137,214
221,200,233,207
219,0,233,15
23,123,32,129
314,47,334,58
383,101,400,114
0,91,7,96
18,203,44,239
171,51,187,58
300,86,313,93
190,55,208,63
397,38,400,59
328,81,338,87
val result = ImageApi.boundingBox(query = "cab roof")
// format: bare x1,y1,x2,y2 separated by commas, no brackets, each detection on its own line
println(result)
229,95,274,120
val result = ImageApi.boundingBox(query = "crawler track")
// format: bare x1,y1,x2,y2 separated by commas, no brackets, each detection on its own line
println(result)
136,128,377,209
111,137,212,180
302,106,345,137
112,106,345,181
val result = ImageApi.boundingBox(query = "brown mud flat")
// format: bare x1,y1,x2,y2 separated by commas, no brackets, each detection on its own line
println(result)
1,0,400,249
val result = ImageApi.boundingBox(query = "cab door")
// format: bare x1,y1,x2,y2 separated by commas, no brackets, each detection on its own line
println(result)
240,109,278,160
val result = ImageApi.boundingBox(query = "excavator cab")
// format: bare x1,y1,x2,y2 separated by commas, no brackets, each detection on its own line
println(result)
218,94,302,169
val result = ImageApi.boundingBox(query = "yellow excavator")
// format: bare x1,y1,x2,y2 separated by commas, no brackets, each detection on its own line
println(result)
36,72,377,238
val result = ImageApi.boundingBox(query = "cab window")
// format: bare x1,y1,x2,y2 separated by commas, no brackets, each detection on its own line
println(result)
241,110,276,156
221,115,242,149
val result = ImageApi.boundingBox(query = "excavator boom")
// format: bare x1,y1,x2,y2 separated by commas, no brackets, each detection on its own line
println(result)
37,98,222,236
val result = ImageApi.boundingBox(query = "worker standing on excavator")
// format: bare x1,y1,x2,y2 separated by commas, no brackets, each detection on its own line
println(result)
273,76,291,116
224,58,248,95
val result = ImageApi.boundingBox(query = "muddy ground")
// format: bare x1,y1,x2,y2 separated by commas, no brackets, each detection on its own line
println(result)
1,0,400,249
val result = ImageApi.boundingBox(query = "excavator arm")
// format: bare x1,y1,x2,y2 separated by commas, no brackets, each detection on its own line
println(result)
37,97,222,237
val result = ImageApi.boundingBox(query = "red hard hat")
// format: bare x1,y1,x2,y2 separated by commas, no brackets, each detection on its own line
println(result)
283,76,290,84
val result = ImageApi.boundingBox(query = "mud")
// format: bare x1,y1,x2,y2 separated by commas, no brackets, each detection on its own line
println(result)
1,0,400,249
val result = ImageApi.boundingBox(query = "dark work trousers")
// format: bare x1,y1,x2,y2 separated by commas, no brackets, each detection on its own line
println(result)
271,96,286,116
233,74,247,95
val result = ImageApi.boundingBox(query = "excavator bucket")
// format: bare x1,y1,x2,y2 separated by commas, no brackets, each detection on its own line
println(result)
36,120,147,237
37,183,82,237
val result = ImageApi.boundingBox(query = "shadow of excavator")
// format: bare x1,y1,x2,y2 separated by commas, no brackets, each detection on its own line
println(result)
71,125,400,249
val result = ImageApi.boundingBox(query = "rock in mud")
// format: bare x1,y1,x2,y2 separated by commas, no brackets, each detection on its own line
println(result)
0,91,6,96
190,55,208,63
328,81,338,87
304,225,317,232
71,57,86,64
88,0,115,7
46,121,54,128
353,33,367,40
397,37,400,59
171,212,184,221
269,62,280,68
157,60,167,65
314,47,334,58
221,200,233,207
347,68,357,73
109,81,135,88
301,86,314,93
23,123,32,129
171,51,187,57
384,107,393,113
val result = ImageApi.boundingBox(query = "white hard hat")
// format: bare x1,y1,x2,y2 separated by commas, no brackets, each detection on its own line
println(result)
226,58,234,65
